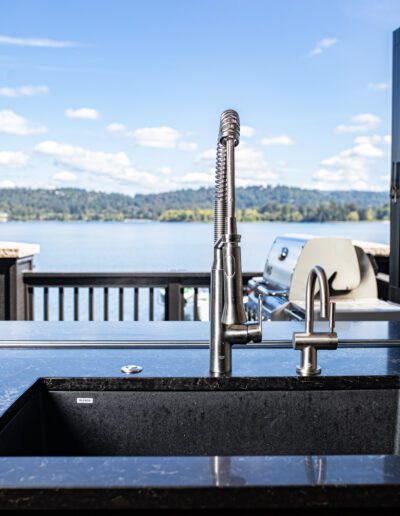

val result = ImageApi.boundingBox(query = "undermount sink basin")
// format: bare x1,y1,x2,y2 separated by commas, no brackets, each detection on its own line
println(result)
0,377,399,457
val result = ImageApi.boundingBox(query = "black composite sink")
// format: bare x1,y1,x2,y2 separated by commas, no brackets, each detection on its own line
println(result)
0,377,399,457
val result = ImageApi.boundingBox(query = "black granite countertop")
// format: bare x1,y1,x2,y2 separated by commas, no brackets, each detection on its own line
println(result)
0,321,400,512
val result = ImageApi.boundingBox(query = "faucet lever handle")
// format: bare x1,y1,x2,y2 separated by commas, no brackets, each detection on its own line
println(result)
242,294,263,344
329,301,336,333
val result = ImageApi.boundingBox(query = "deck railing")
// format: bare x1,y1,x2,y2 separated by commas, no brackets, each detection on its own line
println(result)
21,271,260,322
0,249,390,322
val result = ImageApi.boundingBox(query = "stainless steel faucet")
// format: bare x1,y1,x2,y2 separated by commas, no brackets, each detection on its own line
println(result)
293,265,338,376
210,110,262,374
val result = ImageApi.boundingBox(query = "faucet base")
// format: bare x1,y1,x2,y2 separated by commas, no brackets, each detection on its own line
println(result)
296,364,321,377
296,345,322,377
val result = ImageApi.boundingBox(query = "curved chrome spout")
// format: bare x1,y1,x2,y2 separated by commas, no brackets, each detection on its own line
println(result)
305,265,329,333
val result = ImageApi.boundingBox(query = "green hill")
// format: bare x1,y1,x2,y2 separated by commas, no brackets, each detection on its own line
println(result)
0,186,389,222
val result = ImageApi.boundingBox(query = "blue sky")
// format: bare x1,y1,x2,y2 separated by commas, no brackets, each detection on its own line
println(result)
0,0,398,195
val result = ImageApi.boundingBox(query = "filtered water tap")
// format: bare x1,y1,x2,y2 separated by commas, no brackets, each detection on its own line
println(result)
293,265,338,376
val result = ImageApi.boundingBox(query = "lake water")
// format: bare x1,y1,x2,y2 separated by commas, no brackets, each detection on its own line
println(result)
0,221,390,271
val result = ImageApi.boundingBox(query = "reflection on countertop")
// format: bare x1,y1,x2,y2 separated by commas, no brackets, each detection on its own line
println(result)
0,320,400,347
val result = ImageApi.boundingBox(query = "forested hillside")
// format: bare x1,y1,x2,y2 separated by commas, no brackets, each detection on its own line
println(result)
0,186,389,222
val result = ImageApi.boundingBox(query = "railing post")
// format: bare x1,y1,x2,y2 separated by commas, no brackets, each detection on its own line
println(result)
390,28,400,302
0,242,40,320
166,282,184,320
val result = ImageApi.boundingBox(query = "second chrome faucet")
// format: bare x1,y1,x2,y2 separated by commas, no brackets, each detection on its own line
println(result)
293,265,338,376
210,110,263,374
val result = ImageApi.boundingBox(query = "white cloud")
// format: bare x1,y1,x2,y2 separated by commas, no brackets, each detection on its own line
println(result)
335,113,381,134
195,148,215,162
35,140,157,186
177,141,198,151
0,34,78,48
368,82,389,91
0,151,29,168
180,172,213,185
309,38,338,57
351,143,383,158
35,140,129,173
354,134,391,147
241,125,255,138
170,171,259,190
53,171,77,182
259,134,294,146
112,124,198,151
65,108,100,120
0,85,49,97
234,177,274,187
131,126,181,148
0,110,47,135
354,135,383,145
106,123,126,133
311,134,389,190
236,143,277,180
0,180,16,188
159,166,172,175
196,142,278,186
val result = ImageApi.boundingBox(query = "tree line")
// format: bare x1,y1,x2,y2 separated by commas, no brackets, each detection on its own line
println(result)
160,203,389,223
0,186,389,222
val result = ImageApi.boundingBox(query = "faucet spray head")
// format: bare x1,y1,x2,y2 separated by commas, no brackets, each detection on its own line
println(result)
219,110,240,145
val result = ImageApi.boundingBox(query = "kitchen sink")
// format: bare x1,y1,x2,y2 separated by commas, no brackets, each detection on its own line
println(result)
0,377,399,457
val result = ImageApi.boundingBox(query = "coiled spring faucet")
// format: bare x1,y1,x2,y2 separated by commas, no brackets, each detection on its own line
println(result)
210,110,263,374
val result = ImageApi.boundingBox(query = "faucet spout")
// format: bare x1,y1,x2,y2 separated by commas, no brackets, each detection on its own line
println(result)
305,265,329,333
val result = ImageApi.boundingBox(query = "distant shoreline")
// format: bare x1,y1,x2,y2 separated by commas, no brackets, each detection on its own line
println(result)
0,218,390,224
0,186,388,224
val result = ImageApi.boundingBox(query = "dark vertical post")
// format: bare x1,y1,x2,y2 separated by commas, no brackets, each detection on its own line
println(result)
390,29,400,302
0,244,39,320
88,287,94,321
43,287,49,321
118,288,124,321
26,286,34,321
166,283,184,321
149,287,154,321
74,288,79,321
134,288,139,321
103,288,109,321
193,287,199,321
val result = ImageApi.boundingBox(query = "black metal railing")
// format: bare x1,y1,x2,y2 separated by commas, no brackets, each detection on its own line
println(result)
22,271,260,322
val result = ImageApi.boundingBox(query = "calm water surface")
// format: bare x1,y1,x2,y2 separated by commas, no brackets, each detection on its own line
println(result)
0,221,389,271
